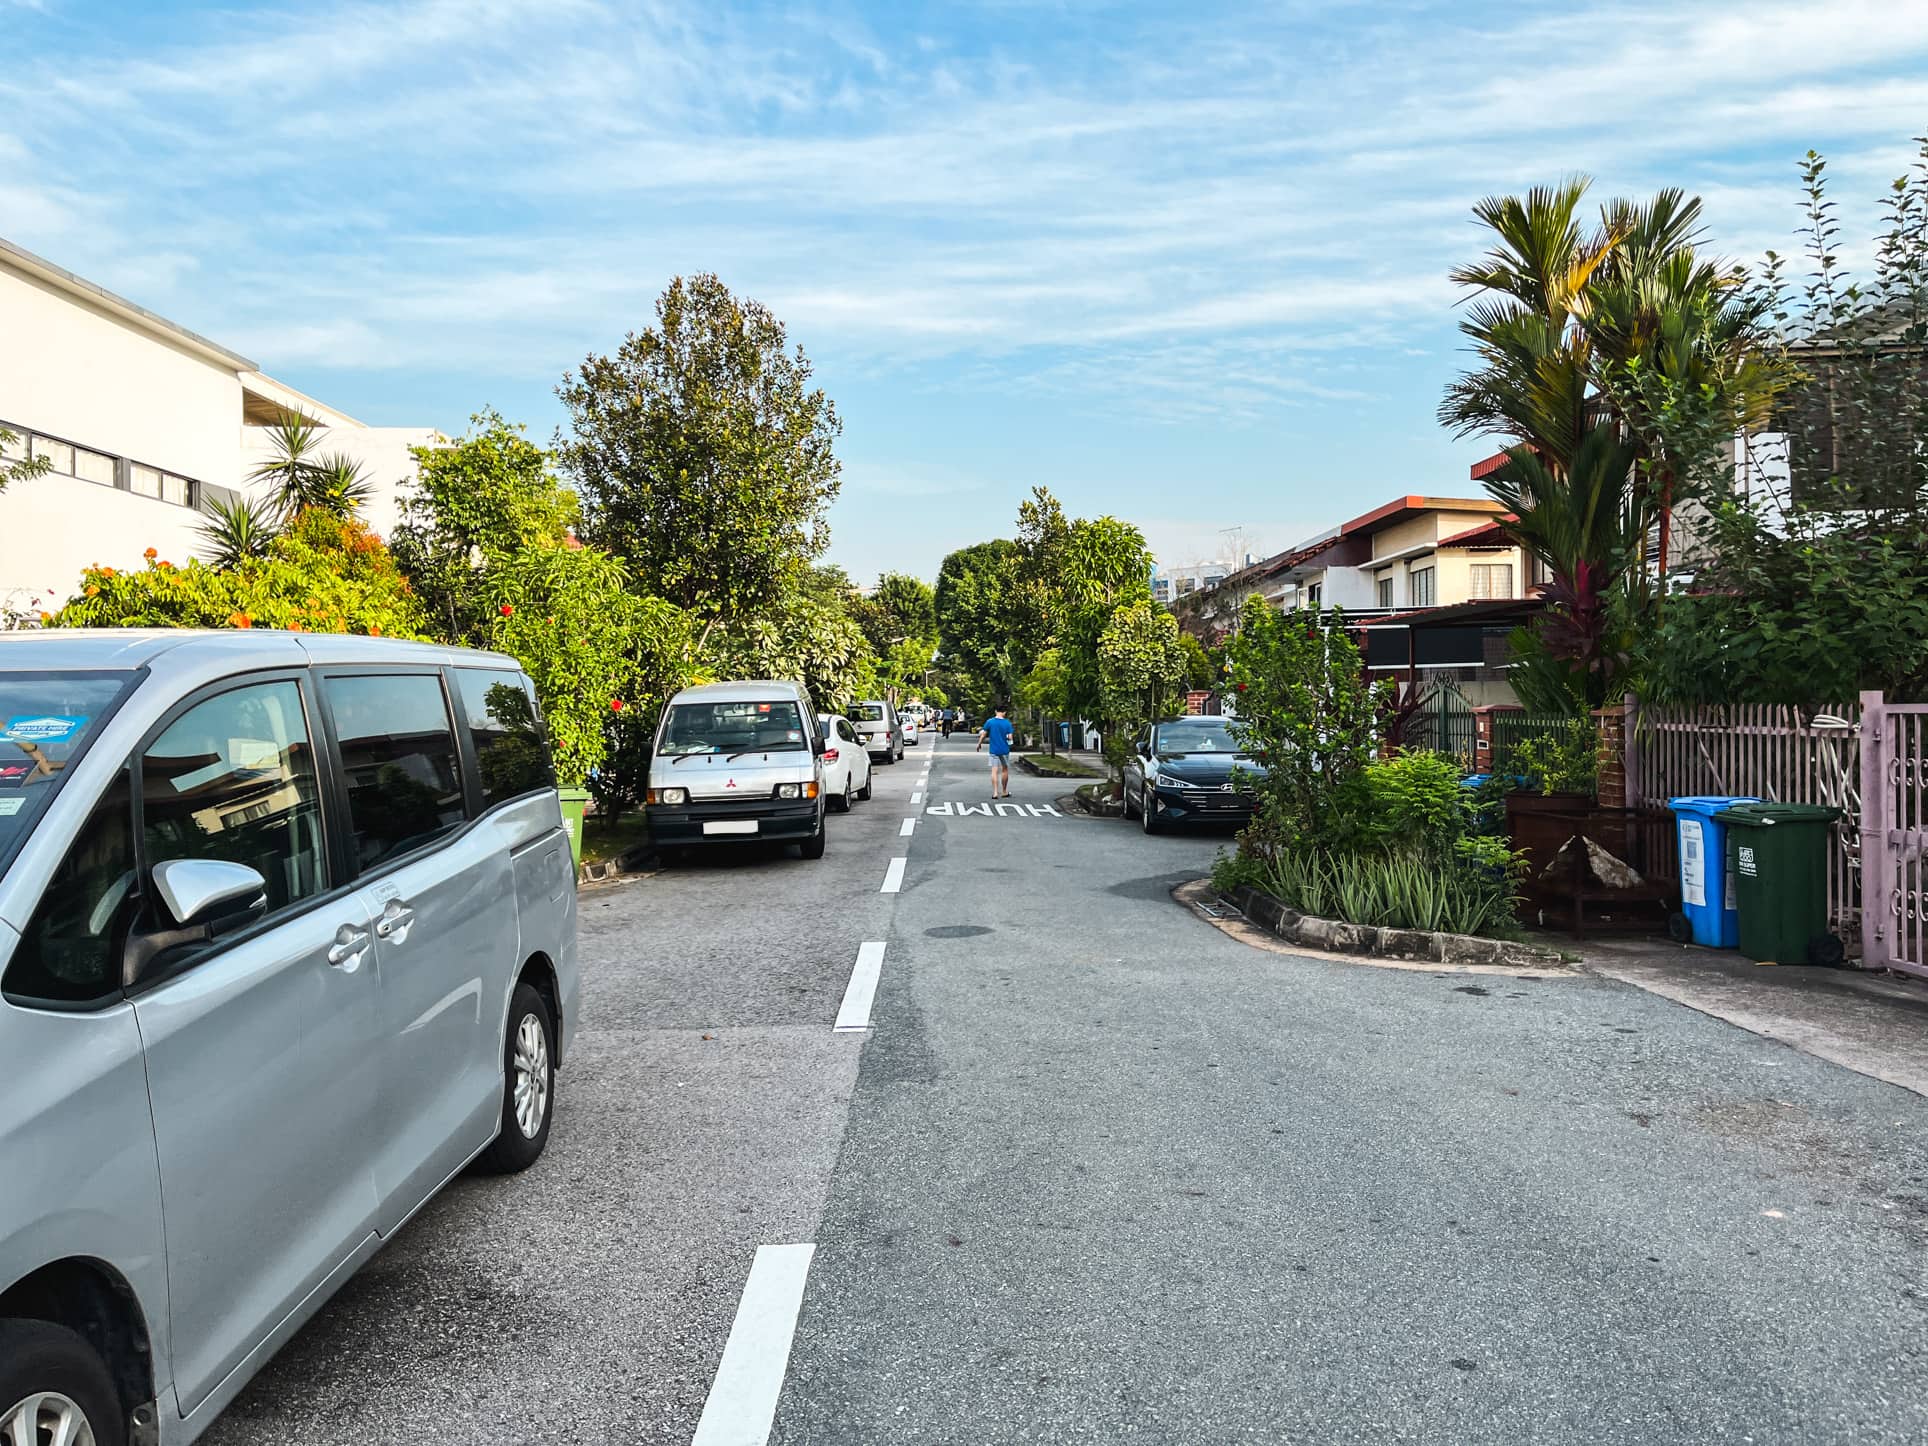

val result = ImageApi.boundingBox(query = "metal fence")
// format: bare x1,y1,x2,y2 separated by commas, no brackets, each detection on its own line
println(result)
1407,684,1478,770
1859,695,1928,981
1627,701,1864,948
1487,710,1585,768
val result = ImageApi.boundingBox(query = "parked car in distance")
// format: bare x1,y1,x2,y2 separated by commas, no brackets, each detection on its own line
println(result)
646,680,827,859
903,711,920,747
817,713,874,811
0,629,579,1446
849,699,905,763
1122,715,1261,834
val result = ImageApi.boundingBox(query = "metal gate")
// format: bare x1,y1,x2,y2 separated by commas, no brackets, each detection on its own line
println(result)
1859,692,1928,980
1407,684,1478,771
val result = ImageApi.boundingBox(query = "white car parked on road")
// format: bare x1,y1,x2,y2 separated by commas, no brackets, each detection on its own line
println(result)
817,714,874,812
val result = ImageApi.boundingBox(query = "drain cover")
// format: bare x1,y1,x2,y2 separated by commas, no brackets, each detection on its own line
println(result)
1193,899,1243,920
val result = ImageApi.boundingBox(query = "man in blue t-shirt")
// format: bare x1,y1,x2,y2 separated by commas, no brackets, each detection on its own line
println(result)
977,703,1015,799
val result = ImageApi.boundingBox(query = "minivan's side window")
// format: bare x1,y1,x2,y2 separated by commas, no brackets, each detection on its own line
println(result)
142,681,327,917
324,673,465,870
455,669,553,809
3,771,136,1005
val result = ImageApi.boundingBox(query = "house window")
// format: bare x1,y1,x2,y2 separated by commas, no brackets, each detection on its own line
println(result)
1409,566,1437,607
2,419,206,509
1469,563,1514,600
32,438,74,475
74,448,116,486
129,465,163,499
1307,582,1323,610
1376,575,1394,608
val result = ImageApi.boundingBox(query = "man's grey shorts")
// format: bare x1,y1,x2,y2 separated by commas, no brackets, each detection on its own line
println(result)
988,751,1010,770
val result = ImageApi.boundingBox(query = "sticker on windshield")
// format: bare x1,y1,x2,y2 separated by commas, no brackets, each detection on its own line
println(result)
786,729,803,741
0,764,32,787
5,714,87,745
0,798,21,815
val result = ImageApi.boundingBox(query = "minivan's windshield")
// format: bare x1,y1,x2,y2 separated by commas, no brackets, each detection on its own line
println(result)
0,671,139,878
659,700,810,756
1156,719,1242,755
849,703,887,723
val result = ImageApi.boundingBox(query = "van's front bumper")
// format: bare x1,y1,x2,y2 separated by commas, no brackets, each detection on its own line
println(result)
649,797,823,845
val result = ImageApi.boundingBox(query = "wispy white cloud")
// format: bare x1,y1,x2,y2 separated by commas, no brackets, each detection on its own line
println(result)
3,0,1926,577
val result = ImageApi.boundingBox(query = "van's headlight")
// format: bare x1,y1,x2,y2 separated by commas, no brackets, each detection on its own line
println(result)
647,787,688,805
775,783,802,799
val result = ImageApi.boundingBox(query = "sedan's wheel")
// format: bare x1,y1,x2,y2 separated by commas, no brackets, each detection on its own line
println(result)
1141,788,1164,834
475,983,555,1174
841,779,854,812
1123,783,1139,819
0,1321,124,1446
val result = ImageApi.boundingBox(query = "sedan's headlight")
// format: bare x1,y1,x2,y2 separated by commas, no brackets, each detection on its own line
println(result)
647,787,688,805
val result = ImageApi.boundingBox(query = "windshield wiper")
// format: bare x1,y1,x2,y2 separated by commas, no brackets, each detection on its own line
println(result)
725,748,764,761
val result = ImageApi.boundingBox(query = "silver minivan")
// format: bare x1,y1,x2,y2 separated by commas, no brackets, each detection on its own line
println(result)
0,630,580,1446
848,699,905,764
645,680,827,860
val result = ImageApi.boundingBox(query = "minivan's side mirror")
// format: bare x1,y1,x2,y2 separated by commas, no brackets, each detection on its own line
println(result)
124,860,269,988
153,859,269,931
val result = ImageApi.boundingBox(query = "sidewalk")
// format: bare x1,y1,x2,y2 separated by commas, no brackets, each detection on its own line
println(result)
1574,934,1928,1098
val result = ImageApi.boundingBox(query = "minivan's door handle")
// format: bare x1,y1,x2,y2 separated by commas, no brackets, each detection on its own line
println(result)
327,926,371,968
375,905,416,940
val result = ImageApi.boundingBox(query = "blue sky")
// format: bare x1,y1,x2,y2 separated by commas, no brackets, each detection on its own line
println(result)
4,1,1927,583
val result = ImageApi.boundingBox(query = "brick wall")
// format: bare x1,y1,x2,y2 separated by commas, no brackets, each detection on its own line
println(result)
1594,701,1629,809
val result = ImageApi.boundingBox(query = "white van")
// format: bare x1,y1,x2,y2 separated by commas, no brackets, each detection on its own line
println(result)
645,680,827,859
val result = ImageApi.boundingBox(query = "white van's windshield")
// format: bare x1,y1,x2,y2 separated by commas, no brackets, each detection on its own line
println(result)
0,671,140,878
660,700,811,756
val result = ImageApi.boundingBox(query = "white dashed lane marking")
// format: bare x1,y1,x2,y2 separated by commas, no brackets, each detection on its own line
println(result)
834,940,887,1032
881,857,907,893
900,817,916,836
691,1242,817,1446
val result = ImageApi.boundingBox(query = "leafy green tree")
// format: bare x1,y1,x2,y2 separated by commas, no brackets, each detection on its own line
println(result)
861,571,938,653
1096,600,1188,772
936,538,1025,699
696,564,877,718
1638,140,1928,706
1223,597,1387,853
54,509,425,638
393,409,581,640
484,546,693,795
556,273,842,639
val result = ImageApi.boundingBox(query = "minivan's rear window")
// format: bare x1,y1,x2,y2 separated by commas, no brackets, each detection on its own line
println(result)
659,700,809,755
849,704,886,723
0,671,139,882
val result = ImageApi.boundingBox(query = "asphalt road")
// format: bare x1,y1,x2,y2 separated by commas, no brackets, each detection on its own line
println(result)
208,732,1928,1444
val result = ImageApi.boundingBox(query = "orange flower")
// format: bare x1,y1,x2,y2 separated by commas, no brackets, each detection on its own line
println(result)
84,585,99,597
288,622,304,632
143,547,158,560
99,567,115,578
227,611,253,629
499,604,514,617
158,560,173,570
369,624,383,637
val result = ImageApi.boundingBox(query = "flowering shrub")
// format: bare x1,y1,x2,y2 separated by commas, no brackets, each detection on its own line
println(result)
51,509,425,639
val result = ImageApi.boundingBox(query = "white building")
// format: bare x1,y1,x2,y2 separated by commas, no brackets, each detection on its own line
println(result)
0,237,433,615
1152,557,1249,605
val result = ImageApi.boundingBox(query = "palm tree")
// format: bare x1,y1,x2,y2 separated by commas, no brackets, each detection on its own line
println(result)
197,495,280,568
248,413,373,520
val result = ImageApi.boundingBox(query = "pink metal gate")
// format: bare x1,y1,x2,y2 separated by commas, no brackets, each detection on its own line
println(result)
1858,692,1928,981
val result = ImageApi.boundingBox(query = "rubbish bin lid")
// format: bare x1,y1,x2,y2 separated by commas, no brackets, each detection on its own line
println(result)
1668,795,1760,815
1711,801,1841,826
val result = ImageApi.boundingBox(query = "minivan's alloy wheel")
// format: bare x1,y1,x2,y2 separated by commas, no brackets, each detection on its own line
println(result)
475,983,556,1174
0,1321,123,1446
513,1013,550,1138
2,1390,97,1446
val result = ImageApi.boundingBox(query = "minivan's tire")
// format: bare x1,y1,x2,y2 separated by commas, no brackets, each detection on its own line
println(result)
0,1319,126,1446
475,984,555,1175
798,822,827,860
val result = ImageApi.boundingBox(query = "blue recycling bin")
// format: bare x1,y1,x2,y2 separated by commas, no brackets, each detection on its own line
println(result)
1667,795,1760,947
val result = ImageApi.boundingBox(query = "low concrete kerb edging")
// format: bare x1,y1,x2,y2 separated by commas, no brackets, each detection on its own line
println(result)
1228,884,1567,971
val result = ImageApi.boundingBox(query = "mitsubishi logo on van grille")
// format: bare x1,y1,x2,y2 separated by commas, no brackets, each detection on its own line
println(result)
725,779,737,789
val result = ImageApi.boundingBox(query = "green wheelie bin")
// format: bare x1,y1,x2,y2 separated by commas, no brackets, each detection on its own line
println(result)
1711,802,1842,965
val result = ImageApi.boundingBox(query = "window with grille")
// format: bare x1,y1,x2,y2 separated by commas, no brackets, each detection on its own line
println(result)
1469,563,1514,600
1376,575,1393,607
1409,566,1436,607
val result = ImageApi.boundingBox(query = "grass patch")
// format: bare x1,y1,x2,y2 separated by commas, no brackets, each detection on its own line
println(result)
1020,751,1103,777
581,811,651,867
